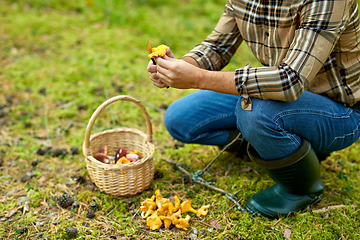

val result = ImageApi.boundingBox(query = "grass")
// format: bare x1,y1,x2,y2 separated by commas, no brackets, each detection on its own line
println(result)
0,0,360,239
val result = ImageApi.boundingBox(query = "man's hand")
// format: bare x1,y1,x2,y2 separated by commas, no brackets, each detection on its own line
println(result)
147,48,174,88
156,55,204,89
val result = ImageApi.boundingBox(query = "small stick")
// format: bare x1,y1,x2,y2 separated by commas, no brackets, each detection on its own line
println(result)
203,132,242,172
161,158,235,197
131,207,141,220
106,208,115,217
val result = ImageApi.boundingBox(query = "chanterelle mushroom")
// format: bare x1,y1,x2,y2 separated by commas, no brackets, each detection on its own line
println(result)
173,195,180,212
140,195,157,219
181,200,197,214
196,204,211,217
157,202,174,217
116,156,130,165
159,215,172,230
173,215,191,231
155,189,169,209
147,211,163,230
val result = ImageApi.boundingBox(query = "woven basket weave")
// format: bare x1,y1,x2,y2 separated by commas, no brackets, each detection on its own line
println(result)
82,95,154,196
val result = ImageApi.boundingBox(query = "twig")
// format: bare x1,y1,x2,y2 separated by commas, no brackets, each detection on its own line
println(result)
303,204,357,214
62,120,74,134
33,134,57,139
3,214,25,223
131,207,141,220
106,208,115,217
161,158,236,197
203,131,242,172
220,197,243,220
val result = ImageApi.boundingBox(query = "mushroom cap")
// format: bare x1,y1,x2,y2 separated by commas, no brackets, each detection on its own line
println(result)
129,150,142,158
96,145,107,155
196,204,211,217
140,196,157,219
93,153,110,164
173,195,180,212
148,45,168,58
147,212,163,230
173,215,191,231
126,153,139,162
115,156,130,165
181,200,197,214
157,202,174,217
115,148,127,162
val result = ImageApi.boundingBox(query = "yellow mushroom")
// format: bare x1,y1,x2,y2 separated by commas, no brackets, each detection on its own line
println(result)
173,215,191,231
196,204,211,217
115,156,130,165
148,45,168,59
159,215,172,230
157,202,174,217
173,195,180,212
155,189,169,209
170,208,182,225
181,200,197,214
140,195,157,219
147,211,163,230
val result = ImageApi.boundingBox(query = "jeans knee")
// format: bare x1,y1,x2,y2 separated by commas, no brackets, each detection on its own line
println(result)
164,103,190,142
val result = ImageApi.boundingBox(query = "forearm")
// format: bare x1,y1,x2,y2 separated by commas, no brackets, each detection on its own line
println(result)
198,70,238,95
181,56,238,95
181,56,200,68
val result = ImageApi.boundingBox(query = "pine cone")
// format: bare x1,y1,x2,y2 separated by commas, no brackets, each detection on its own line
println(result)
86,209,95,219
89,202,99,211
58,194,74,208
65,227,78,239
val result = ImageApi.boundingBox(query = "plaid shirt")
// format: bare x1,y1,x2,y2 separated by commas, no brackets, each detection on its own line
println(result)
184,0,360,110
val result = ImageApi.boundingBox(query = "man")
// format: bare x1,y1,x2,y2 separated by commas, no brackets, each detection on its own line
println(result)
147,0,360,219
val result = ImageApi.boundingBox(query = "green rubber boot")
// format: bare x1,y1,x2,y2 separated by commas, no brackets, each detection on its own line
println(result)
245,139,323,219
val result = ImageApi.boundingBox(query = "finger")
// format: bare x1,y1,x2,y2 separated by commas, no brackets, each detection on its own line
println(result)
157,57,173,70
165,47,175,59
156,71,171,86
149,72,159,80
151,78,168,88
147,60,157,72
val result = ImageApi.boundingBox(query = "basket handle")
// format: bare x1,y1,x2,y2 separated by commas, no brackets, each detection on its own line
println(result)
84,95,153,154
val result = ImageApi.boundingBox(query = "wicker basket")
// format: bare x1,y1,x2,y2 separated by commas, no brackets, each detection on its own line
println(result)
82,95,154,196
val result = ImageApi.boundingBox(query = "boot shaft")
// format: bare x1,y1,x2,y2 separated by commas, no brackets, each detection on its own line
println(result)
247,139,323,195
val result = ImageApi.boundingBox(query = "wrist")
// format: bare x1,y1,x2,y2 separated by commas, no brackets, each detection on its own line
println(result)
196,68,209,90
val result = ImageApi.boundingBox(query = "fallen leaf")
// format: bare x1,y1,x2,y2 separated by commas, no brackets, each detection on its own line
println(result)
209,218,221,229
237,166,252,174
116,237,127,240
283,229,291,238
49,223,57,234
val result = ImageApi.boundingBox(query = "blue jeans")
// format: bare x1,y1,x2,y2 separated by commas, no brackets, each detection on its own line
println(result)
164,90,360,160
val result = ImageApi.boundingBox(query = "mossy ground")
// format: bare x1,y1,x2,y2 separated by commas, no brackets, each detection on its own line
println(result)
1,0,360,239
